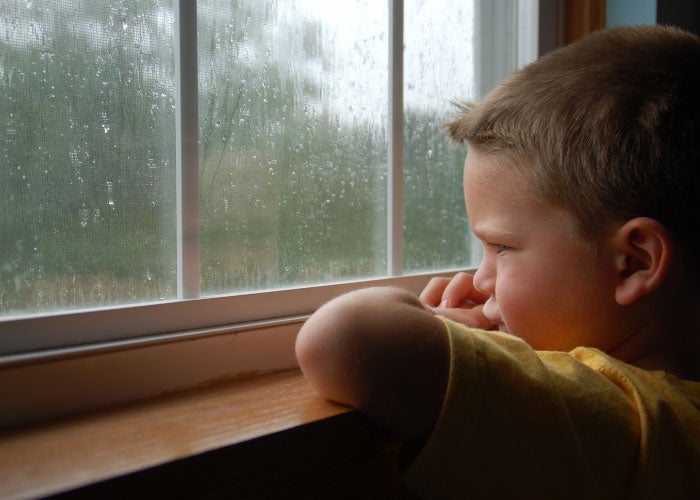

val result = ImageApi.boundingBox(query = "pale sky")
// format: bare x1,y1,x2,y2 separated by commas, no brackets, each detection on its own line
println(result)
278,0,475,120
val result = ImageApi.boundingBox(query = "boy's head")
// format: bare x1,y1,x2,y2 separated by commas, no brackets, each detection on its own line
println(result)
447,26,700,369
446,25,700,268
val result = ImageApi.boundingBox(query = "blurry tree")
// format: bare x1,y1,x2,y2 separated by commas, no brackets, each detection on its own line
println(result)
1,0,470,314
403,108,471,271
198,0,388,292
1,0,176,311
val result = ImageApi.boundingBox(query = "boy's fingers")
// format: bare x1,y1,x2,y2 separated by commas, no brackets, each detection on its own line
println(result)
419,277,451,307
441,272,490,307
435,303,496,330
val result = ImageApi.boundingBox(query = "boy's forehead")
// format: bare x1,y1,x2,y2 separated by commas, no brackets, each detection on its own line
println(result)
464,148,592,249
463,148,566,221
464,146,522,172
463,148,533,191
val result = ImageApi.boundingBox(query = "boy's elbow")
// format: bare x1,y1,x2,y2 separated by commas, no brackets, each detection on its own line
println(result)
295,287,450,440
294,296,351,404
295,286,426,407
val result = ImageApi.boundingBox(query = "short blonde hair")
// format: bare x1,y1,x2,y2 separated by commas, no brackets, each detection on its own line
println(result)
447,25,700,258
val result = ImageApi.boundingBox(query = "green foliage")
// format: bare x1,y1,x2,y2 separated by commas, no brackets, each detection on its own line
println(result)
197,3,389,292
403,109,471,271
1,0,471,314
1,0,176,312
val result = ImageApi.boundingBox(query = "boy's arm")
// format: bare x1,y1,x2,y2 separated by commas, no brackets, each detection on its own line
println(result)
295,286,450,441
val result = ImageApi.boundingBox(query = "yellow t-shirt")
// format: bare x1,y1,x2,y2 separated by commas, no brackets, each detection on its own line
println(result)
403,317,700,499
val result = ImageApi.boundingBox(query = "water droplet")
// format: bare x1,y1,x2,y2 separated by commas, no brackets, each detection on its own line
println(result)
106,181,115,207
79,206,89,228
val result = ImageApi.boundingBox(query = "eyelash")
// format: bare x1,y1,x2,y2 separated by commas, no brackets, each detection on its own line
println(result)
495,245,509,254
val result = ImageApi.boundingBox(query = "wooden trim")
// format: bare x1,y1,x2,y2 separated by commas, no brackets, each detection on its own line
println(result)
1,273,458,429
0,323,300,428
51,411,415,499
566,0,606,44
0,370,399,500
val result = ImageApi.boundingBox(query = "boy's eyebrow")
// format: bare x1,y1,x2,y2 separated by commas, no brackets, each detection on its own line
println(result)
471,225,518,242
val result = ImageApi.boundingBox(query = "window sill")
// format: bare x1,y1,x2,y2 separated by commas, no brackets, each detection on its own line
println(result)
0,369,414,499
0,272,459,428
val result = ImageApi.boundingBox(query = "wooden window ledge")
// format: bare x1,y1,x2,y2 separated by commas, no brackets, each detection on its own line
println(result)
0,369,416,499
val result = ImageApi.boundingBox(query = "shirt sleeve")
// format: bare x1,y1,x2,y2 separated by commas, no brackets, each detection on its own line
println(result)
402,317,640,500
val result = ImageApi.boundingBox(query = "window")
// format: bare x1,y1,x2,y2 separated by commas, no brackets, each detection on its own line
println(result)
1,1,536,359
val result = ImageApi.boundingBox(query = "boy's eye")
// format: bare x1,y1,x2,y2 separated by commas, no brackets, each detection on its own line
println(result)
481,240,512,255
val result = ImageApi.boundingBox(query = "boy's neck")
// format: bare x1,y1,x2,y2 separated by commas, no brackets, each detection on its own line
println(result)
627,305,700,381
610,286,699,381
631,343,699,381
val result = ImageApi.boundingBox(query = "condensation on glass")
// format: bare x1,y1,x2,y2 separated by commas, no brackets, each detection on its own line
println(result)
0,1,177,316
197,0,389,294
1,0,484,317
403,0,475,272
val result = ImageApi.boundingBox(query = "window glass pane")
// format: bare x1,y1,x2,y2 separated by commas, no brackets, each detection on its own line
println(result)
0,1,177,317
2,1,523,326
198,0,389,294
403,0,475,272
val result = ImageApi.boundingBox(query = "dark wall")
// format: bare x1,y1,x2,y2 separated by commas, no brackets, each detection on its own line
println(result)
658,0,700,35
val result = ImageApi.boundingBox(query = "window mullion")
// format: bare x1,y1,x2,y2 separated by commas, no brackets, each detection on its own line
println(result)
517,0,540,67
175,0,201,299
388,0,404,276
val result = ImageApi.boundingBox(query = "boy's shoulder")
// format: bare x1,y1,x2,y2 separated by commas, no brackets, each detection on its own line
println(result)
405,317,700,499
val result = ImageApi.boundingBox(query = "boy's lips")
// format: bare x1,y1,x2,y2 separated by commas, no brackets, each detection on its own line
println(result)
482,297,503,326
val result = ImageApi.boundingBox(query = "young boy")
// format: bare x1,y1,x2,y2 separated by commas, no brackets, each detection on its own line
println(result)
296,25,699,498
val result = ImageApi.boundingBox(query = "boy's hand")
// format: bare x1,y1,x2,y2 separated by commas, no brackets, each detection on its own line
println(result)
420,272,496,330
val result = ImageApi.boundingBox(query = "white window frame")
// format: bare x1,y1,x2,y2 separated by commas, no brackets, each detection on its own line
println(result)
0,0,551,425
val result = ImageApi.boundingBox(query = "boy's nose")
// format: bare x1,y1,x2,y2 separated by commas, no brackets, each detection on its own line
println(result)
472,259,495,296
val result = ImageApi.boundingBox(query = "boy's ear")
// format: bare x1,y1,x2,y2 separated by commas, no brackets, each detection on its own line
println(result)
613,217,673,306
